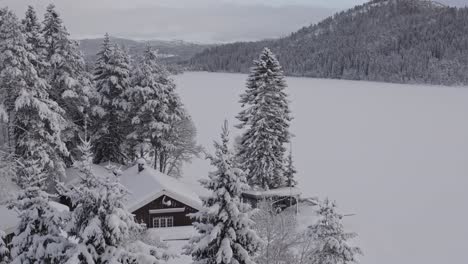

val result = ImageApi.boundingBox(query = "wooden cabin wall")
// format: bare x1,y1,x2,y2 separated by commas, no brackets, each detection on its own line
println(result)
132,195,197,228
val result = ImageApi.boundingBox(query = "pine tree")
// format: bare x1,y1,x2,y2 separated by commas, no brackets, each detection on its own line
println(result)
21,6,44,56
284,149,297,187
8,168,73,264
0,230,9,264
307,199,362,264
236,47,292,190
0,8,68,189
92,35,131,164
126,46,186,168
62,128,166,263
41,4,93,165
185,121,262,264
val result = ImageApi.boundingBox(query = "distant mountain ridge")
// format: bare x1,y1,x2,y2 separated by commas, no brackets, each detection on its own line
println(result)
78,37,212,71
189,0,468,85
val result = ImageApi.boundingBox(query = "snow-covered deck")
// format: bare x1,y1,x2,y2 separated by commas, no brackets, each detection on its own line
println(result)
243,186,302,199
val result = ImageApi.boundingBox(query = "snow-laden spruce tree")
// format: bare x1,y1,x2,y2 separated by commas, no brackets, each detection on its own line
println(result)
62,129,167,264
0,8,68,189
185,121,262,264
92,34,131,164
41,4,93,164
0,230,9,264
236,47,292,190
21,6,45,60
8,168,73,264
126,46,186,167
284,149,297,187
307,199,362,264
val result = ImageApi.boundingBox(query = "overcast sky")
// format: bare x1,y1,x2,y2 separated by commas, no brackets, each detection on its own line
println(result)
1,0,466,43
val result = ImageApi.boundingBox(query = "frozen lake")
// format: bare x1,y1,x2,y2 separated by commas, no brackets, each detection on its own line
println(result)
175,71,468,264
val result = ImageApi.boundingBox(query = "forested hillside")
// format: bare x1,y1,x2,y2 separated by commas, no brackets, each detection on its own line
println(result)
189,0,468,85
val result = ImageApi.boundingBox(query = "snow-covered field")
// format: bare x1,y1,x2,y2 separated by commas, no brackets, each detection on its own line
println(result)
175,72,468,264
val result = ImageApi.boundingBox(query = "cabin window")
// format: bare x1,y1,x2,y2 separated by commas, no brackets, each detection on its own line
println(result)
152,216,174,228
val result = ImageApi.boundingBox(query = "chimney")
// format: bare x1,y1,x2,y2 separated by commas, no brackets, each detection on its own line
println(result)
137,158,146,173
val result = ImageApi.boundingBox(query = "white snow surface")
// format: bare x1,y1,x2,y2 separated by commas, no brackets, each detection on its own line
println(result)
146,226,196,241
49,201,70,213
145,227,195,264
165,239,192,264
119,165,203,212
295,202,319,232
175,72,468,264
0,205,18,235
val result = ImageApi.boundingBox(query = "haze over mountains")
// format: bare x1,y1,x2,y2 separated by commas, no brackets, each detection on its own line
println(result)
78,37,211,70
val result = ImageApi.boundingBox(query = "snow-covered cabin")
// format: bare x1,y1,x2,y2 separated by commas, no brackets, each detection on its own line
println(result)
120,163,202,228
64,161,202,229
242,186,302,211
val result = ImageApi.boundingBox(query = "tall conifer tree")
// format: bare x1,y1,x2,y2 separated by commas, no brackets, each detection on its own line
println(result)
22,6,44,56
236,48,292,190
0,8,67,188
41,4,93,164
284,149,297,187
126,46,186,168
92,35,131,164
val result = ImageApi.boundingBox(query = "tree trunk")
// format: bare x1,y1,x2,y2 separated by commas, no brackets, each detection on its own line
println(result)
159,151,164,173
153,147,158,170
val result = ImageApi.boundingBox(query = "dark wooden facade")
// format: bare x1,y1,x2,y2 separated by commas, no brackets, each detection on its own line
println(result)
133,195,198,228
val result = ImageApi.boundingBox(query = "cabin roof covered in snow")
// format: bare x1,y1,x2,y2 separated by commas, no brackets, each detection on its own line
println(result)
120,164,203,212
243,186,302,199
0,205,18,235
64,163,125,186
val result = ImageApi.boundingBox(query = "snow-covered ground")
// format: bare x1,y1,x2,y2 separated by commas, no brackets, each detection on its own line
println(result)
175,72,468,264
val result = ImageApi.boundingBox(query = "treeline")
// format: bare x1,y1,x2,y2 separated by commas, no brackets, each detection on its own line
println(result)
189,0,468,85
0,5,200,185
79,37,212,74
